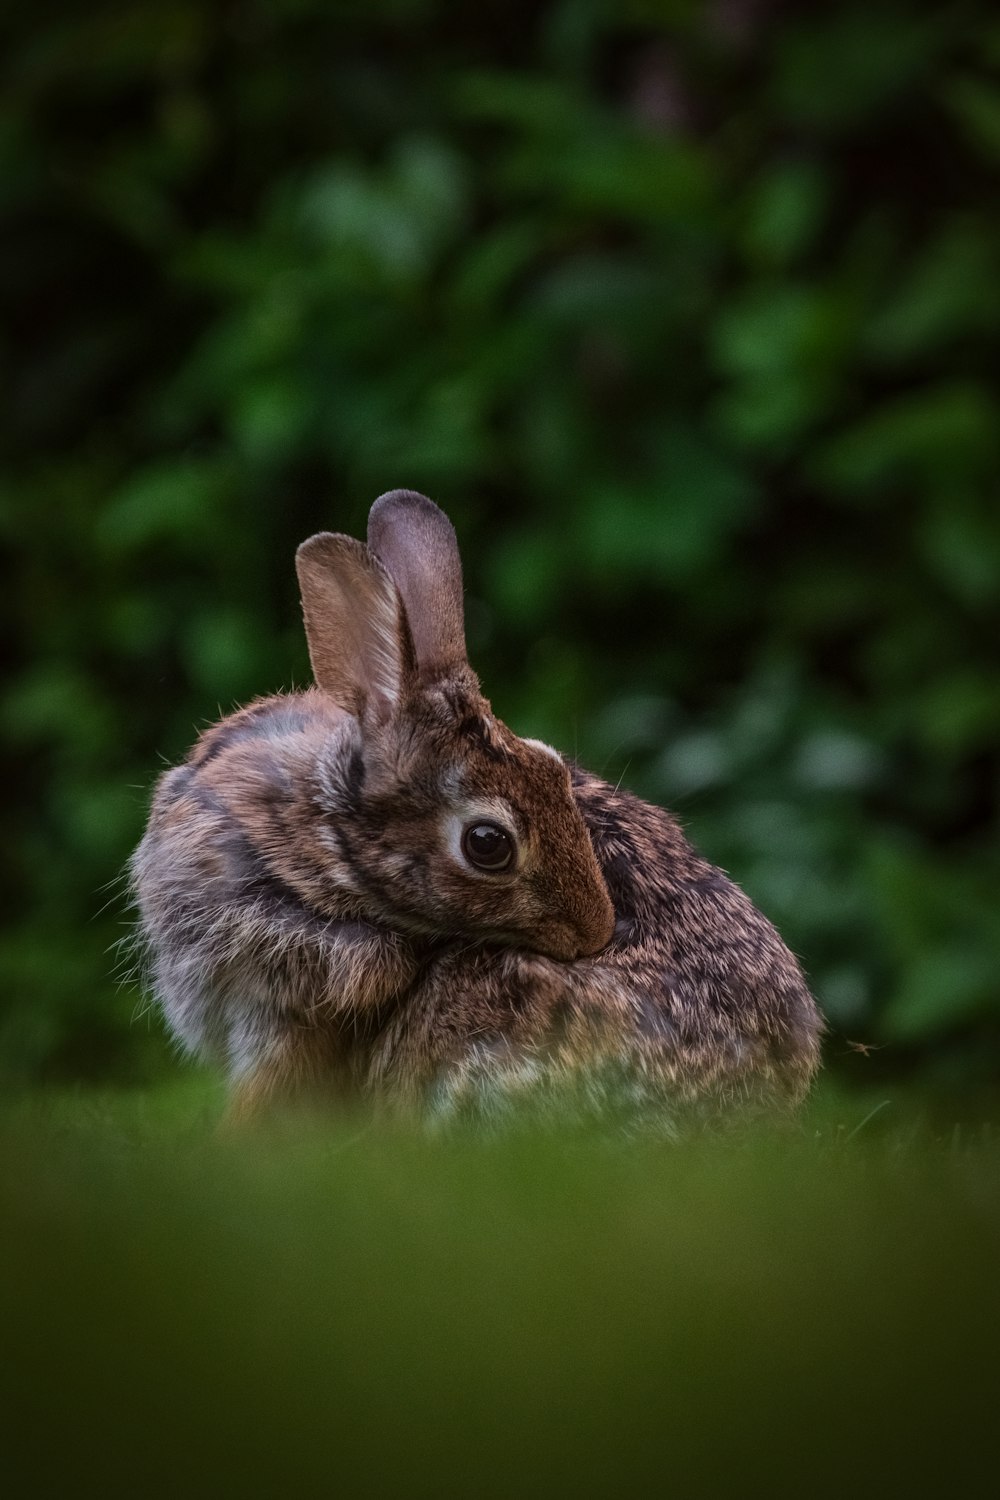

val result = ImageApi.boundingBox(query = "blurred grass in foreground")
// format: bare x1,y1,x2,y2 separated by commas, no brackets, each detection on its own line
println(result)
2,1080,997,1497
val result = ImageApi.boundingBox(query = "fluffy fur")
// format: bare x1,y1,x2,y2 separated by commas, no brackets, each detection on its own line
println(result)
131,489,822,1128
368,770,821,1130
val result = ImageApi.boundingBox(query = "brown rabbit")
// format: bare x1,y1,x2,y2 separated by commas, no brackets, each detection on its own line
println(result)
131,490,821,1128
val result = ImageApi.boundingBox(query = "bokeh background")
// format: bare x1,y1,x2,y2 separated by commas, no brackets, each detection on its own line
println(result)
3,0,998,1100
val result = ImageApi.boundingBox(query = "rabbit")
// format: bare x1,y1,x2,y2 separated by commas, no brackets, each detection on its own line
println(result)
131,488,822,1130
130,492,616,1124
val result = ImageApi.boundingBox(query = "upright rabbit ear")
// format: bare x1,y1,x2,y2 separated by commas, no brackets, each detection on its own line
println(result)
295,533,412,722
366,489,467,682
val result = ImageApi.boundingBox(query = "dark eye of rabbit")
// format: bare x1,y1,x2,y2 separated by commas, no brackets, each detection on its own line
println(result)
461,822,515,873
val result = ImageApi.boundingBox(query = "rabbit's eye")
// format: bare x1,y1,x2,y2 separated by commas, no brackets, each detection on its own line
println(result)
461,822,514,872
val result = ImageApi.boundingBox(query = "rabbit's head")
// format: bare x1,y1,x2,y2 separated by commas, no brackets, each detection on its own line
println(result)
295,490,614,963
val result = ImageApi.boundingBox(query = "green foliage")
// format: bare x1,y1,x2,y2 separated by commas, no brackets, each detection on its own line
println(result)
2,0,998,1087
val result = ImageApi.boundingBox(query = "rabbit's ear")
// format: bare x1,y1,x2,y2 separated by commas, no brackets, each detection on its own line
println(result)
367,490,467,682
295,533,413,721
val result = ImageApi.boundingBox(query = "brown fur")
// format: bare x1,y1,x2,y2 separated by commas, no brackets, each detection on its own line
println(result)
368,770,821,1129
130,489,822,1128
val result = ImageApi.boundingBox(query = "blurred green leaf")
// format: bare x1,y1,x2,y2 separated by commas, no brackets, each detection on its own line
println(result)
297,137,468,284
771,7,947,132
866,222,1000,362
941,74,1000,161
813,384,998,496
917,503,1000,608
915,670,1000,756
181,607,270,700
740,159,829,268
881,947,998,1041
98,460,231,554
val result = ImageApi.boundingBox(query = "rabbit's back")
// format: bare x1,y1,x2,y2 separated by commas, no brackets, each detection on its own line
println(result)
368,768,822,1128
132,691,417,1082
576,768,821,1090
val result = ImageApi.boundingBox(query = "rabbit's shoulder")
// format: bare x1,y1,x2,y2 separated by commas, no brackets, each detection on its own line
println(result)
141,689,358,914
133,689,402,972
153,689,345,813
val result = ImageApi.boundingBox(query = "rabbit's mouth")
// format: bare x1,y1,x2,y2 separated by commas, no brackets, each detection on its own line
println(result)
462,922,607,964
531,918,613,964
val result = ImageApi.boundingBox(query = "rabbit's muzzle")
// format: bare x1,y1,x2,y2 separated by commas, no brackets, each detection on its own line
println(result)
541,891,616,963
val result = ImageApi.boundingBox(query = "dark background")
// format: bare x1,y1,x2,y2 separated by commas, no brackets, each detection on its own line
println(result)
2,0,998,1099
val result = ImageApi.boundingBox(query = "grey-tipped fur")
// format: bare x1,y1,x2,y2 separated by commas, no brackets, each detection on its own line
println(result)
131,493,822,1128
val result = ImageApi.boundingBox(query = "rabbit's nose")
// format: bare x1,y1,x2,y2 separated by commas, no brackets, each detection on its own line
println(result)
577,892,616,957
564,926,611,962
539,922,591,962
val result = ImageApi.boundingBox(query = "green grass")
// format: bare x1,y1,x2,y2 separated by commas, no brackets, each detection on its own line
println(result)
2,1078,997,1498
